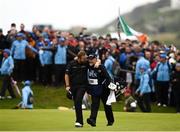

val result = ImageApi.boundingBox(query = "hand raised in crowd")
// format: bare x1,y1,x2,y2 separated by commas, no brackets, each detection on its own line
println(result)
94,59,101,68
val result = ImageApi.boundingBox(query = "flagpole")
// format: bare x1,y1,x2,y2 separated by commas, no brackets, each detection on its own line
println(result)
117,7,121,41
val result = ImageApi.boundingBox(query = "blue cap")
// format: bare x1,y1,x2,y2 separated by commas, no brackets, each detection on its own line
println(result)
16,33,24,37
160,53,167,58
24,80,31,85
138,52,144,57
165,48,170,52
3,49,11,56
44,38,50,43
58,37,65,42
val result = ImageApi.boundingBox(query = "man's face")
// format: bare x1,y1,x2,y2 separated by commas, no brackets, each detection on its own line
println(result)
177,55,180,61
125,47,131,53
17,36,22,41
160,57,166,62
3,52,8,58
44,42,49,46
88,58,96,66
176,66,180,71
20,24,25,30
145,51,151,60
79,41,85,49
79,55,87,63
59,41,65,46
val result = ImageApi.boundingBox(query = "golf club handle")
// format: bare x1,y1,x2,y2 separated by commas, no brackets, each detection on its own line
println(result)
11,77,21,97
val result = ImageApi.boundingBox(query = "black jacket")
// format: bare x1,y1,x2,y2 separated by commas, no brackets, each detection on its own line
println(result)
87,65,112,96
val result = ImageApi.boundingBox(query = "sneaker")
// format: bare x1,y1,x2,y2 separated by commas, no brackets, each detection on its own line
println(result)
162,104,167,107
157,103,161,107
6,96,12,99
107,122,114,126
0,96,5,100
82,104,86,110
75,122,83,127
87,118,96,127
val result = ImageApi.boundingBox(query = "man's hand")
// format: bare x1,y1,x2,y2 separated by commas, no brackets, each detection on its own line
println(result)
139,93,143,97
74,56,78,60
94,59,101,68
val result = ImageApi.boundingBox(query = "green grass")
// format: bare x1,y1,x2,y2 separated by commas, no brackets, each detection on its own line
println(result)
0,109,180,131
0,82,179,131
0,83,176,113
0,83,73,109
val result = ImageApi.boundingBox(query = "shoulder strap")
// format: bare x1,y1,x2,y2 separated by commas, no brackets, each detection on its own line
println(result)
156,63,160,72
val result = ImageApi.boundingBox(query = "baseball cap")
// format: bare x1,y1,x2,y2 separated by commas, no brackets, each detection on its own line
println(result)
88,54,97,60
58,37,65,42
3,49,11,56
24,80,31,86
16,33,24,37
160,53,167,58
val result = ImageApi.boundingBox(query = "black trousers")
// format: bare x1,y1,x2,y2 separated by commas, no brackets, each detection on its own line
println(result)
41,64,52,86
14,59,26,81
137,93,151,112
26,57,36,81
173,85,180,112
134,79,140,92
0,75,16,98
89,88,114,124
54,64,66,86
72,87,86,125
156,81,169,105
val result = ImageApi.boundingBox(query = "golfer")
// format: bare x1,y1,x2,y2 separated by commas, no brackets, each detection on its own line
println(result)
65,51,88,127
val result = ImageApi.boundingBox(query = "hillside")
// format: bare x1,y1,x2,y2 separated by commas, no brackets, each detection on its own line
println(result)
93,0,180,35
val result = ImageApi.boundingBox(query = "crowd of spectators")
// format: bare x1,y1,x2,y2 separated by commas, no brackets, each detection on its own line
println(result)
0,23,179,113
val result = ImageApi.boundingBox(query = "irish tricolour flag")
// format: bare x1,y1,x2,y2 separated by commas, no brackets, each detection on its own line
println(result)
118,16,148,43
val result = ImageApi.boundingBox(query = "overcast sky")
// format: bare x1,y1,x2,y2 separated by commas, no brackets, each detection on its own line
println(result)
0,0,158,33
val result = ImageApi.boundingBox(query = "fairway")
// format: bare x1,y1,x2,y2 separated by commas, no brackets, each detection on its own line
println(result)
0,109,180,131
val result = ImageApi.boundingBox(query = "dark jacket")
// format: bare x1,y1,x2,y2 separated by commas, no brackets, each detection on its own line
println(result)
65,60,88,88
172,70,180,89
88,65,112,96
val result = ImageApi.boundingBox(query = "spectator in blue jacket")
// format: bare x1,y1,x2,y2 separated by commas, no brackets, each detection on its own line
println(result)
54,37,67,86
16,80,33,109
136,65,151,112
39,39,53,86
104,50,115,80
135,52,150,90
0,49,15,99
152,53,171,107
41,37,67,86
119,46,133,69
11,33,37,81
